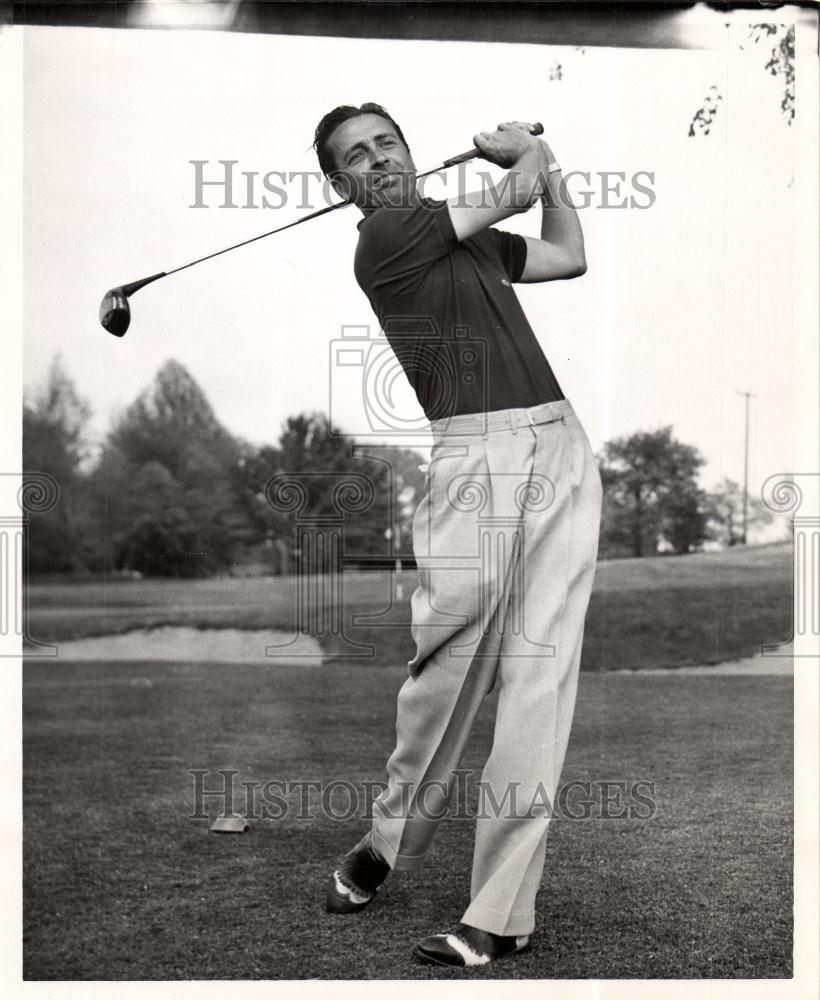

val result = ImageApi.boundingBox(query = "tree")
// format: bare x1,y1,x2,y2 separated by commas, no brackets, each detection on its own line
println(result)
115,461,197,576
703,477,774,547
659,477,706,555
22,357,93,573
599,426,706,557
108,359,236,477
91,360,252,576
241,413,425,573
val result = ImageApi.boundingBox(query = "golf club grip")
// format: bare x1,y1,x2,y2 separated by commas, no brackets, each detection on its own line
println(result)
442,122,544,169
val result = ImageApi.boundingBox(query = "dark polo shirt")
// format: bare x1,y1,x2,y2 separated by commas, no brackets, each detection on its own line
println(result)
354,197,564,421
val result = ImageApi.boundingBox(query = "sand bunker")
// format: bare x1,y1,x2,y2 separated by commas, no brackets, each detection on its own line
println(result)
48,627,324,666
615,642,794,676
37,628,794,675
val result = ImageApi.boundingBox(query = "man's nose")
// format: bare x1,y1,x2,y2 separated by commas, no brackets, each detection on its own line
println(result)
369,149,389,170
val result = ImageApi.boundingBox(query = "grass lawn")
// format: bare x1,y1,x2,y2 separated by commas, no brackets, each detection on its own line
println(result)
25,543,793,671
23,659,792,980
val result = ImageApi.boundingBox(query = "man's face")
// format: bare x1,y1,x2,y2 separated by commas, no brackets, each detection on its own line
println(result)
326,113,416,211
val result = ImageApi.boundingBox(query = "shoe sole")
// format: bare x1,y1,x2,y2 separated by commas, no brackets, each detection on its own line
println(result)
326,893,374,914
412,941,530,968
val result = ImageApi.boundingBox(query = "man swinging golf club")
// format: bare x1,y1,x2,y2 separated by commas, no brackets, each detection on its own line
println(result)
315,103,602,968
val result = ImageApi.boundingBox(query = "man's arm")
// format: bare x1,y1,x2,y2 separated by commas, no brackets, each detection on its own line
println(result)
446,122,586,283
518,168,586,282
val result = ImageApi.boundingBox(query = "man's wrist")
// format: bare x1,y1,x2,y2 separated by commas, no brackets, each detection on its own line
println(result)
509,144,562,208
535,142,560,200
537,164,564,206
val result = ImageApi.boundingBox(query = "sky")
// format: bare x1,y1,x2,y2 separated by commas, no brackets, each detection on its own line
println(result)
19,21,803,498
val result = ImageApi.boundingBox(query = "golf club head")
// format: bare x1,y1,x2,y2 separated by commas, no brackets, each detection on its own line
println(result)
99,287,131,337
98,271,167,337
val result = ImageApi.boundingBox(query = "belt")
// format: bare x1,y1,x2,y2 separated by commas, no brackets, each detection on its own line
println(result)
430,398,574,437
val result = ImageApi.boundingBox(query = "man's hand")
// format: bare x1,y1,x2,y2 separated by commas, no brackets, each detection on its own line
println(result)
447,121,585,281
472,122,553,170
447,122,552,240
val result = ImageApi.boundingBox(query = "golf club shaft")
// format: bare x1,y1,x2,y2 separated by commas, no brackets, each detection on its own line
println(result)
127,122,546,286
164,200,343,280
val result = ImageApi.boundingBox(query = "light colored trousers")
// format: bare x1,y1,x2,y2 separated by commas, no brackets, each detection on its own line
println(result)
369,398,602,937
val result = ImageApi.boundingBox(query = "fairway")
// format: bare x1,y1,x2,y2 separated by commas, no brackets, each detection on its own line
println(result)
23,658,792,980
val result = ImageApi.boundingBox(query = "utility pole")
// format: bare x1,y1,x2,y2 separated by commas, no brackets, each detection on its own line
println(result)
736,390,756,545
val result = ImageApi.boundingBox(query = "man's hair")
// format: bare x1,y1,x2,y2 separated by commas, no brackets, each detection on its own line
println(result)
313,103,409,177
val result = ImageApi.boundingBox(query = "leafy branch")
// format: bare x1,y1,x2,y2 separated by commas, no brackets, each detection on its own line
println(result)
688,23,795,137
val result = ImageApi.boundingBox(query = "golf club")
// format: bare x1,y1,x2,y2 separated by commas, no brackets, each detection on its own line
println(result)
99,122,544,337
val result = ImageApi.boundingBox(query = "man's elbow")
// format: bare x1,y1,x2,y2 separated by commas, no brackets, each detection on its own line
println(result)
564,255,587,279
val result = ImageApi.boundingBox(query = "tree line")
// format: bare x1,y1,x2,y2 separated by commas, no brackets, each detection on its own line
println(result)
22,357,773,578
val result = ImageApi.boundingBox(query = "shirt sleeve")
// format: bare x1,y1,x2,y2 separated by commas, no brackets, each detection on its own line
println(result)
487,228,528,283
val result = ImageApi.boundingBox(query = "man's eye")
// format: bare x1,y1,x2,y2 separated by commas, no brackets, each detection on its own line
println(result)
348,151,363,165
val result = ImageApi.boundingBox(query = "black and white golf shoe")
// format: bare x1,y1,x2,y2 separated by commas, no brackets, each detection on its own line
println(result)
325,836,390,914
413,923,530,967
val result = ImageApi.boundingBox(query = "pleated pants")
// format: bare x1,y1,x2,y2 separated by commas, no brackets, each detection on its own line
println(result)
368,398,602,936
